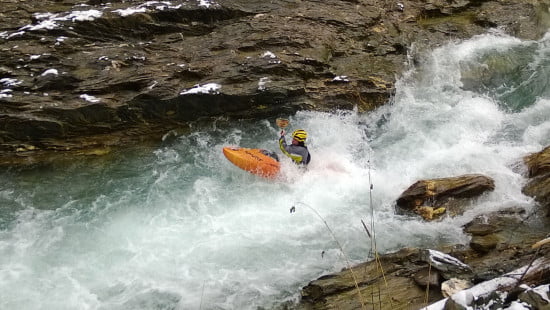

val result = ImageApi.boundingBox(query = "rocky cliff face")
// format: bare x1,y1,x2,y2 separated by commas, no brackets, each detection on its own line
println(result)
1,0,548,164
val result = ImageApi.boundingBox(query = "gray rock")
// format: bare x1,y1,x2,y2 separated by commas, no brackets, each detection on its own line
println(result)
470,234,499,254
1,0,548,165
518,284,550,310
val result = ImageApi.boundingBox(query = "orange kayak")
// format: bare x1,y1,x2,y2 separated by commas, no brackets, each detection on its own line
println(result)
222,147,280,178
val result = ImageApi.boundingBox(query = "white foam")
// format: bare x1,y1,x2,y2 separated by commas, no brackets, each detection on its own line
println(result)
1,30,549,310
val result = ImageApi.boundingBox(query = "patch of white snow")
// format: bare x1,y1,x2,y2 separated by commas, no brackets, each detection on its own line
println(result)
333,75,350,82
0,78,22,87
114,7,147,17
506,301,531,310
261,51,277,59
426,249,471,271
199,0,215,8
258,77,271,91
7,31,25,39
66,10,102,22
180,83,221,95
79,94,101,103
41,69,59,76
20,10,102,32
532,284,550,302
0,89,13,98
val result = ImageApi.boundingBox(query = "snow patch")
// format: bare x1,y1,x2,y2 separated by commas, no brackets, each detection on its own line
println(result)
180,83,221,95
261,51,281,64
5,31,25,39
261,51,277,59
199,0,215,8
507,301,531,309
333,75,350,82
258,77,271,91
0,78,22,87
21,10,102,32
114,7,147,17
66,10,102,22
79,94,101,103
41,69,59,76
425,249,471,271
532,284,550,302
0,89,13,98
114,1,185,16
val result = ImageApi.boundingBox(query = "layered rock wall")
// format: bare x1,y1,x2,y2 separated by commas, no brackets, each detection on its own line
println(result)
1,0,548,164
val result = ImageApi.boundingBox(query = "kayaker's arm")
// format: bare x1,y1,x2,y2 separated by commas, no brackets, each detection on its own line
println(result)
279,136,304,164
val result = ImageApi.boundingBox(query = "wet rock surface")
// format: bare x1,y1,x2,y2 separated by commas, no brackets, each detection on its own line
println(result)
297,204,550,310
396,174,496,220
297,145,550,310
1,0,549,164
523,146,550,215
1,1,550,309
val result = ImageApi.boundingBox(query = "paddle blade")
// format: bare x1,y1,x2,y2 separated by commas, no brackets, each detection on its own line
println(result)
276,118,289,129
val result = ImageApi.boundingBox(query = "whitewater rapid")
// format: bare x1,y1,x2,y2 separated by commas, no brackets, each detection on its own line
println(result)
1,31,549,309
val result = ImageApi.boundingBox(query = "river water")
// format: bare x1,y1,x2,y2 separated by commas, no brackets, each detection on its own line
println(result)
1,31,549,309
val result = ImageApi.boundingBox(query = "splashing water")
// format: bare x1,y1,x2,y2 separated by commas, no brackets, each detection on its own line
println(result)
1,31,549,309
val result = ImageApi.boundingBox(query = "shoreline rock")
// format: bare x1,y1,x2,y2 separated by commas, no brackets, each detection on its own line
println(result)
1,0,549,165
296,144,550,309
297,207,550,310
396,174,496,221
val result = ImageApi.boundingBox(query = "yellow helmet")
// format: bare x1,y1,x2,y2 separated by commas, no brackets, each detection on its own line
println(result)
292,129,307,143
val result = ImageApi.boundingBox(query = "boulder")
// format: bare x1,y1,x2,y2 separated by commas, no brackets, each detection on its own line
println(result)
396,174,495,220
469,234,499,254
522,145,550,215
524,145,550,178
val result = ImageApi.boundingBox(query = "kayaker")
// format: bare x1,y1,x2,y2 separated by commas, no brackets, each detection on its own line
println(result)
279,129,311,165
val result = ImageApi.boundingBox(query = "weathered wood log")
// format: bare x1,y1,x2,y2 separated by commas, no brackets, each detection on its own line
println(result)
423,256,550,310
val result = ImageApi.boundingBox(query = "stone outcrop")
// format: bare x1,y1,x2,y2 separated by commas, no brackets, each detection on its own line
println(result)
395,174,495,220
298,204,550,310
522,145,550,214
299,143,550,309
1,0,549,165
299,247,447,310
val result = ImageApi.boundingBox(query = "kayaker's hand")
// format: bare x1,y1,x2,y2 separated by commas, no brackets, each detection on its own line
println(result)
280,130,285,136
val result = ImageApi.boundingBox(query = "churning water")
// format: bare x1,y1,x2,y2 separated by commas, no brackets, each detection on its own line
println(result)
1,31,549,309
